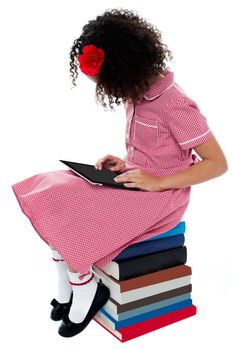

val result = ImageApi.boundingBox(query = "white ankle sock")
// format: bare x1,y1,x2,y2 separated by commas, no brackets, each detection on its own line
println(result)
67,270,98,323
50,248,72,303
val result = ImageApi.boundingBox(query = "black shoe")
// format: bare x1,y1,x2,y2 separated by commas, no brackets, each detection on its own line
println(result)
58,280,110,337
50,292,73,321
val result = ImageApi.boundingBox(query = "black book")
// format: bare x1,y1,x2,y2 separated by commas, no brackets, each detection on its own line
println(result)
101,246,187,281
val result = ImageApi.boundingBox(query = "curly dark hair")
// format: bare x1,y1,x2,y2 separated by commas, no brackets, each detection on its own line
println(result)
69,8,173,111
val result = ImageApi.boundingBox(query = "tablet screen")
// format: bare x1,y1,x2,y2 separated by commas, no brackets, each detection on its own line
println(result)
59,160,141,191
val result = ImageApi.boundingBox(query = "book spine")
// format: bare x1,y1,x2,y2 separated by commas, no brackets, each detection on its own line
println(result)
113,234,185,262
102,298,193,329
121,304,196,342
119,246,187,281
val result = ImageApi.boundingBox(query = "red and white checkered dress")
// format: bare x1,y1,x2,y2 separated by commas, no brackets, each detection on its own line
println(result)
11,69,214,274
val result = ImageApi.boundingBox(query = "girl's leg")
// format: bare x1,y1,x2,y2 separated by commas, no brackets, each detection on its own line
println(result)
66,263,78,273
49,245,72,303
65,262,98,324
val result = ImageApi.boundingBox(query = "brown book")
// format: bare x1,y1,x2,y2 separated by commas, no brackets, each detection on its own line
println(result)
92,264,192,304
93,264,192,292
107,284,192,314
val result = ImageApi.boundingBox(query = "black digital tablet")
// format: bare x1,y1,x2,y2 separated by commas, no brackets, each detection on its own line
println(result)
59,160,141,191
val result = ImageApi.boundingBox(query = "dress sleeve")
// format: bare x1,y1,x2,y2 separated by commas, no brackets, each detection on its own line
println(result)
164,95,214,150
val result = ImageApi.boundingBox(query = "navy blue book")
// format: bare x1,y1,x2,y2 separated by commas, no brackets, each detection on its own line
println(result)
113,234,185,262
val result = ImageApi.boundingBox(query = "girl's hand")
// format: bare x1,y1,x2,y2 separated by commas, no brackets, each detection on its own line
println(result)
113,169,162,192
95,154,126,172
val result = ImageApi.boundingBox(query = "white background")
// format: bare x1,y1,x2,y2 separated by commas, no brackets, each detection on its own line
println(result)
0,0,232,349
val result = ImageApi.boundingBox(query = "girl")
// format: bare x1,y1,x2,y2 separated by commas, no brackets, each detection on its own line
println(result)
11,8,228,338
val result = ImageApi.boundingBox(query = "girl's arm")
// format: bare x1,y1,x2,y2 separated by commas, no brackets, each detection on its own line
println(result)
158,136,228,191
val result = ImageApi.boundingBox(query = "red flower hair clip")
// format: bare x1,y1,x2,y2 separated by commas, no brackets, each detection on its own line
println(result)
77,44,105,76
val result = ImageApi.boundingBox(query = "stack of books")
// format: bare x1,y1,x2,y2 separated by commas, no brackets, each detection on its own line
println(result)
92,220,197,342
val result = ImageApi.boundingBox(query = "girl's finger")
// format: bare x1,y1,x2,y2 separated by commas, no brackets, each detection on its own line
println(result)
110,164,123,171
111,160,126,170
109,166,118,171
95,156,115,169
95,158,106,169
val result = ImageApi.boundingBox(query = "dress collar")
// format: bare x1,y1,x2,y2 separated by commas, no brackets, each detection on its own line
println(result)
142,69,174,101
